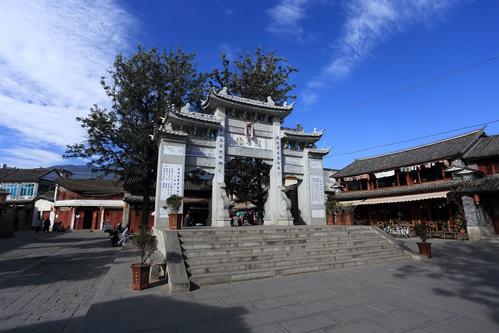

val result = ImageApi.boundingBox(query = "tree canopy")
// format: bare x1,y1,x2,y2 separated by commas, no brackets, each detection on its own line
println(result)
210,48,297,104
65,46,206,225
225,157,271,219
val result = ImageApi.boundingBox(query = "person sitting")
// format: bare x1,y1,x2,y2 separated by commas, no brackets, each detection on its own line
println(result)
118,226,129,246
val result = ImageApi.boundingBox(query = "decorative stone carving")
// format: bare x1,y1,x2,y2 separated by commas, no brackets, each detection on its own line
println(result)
278,187,292,219
266,96,275,106
217,183,230,219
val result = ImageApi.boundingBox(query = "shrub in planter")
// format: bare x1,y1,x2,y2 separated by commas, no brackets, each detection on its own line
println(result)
414,223,432,258
165,195,183,229
131,226,158,290
325,199,337,225
454,212,466,234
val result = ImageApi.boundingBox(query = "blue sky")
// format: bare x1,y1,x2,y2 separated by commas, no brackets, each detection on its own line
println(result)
1,0,498,169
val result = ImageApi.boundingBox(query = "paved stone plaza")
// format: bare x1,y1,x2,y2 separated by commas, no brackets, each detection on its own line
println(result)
0,232,120,333
1,233,499,333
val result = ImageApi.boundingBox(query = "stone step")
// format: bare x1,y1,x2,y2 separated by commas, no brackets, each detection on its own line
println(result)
186,248,404,275
179,234,382,250
184,243,398,266
182,239,390,257
178,225,371,237
189,253,409,286
178,230,376,243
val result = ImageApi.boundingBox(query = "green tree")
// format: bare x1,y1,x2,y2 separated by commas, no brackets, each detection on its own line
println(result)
65,46,207,226
210,48,297,104
225,157,271,222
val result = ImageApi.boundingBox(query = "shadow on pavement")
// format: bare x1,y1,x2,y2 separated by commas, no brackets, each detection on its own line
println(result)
0,231,108,255
1,295,250,333
0,236,119,290
393,240,499,325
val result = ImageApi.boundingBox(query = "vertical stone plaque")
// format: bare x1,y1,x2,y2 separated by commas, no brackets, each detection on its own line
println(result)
159,163,183,217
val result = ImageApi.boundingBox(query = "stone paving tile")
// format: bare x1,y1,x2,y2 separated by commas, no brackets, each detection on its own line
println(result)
252,295,298,310
324,321,391,333
278,314,339,333
0,232,119,332
248,323,288,333
284,298,343,317
219,290,266,305
373,310,433,331
326,304,383,323
73,237,499,333
291,289,338,303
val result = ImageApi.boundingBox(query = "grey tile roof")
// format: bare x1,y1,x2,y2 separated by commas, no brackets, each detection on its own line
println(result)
56,178,124,195
308,148,331,156
334,130,483,178
463,135,499,160
172,110,221,124
456,174,499,194
333,180,460,201
36,190,55,202
282,128,324,138
0,168,55,183
124,195,155,204
203,87,293,112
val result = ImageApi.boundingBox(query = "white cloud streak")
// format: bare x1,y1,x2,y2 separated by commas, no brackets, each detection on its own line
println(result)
302,0,463,106
267,0,310,39
0,0,134,167
1,148,65,169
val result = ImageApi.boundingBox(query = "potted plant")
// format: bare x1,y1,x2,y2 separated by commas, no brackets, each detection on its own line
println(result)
454,211,467,234
165,194,183,230
131,226,158,290
414,223,432,258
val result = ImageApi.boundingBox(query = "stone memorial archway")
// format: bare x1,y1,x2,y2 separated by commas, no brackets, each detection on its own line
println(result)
154,88,329,229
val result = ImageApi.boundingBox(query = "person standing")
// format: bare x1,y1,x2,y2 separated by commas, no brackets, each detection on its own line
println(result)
43,218,50,233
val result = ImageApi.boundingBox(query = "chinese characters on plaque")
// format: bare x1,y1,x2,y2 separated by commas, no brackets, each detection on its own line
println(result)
160,163,183,217
274,135,282,183
309,175,324,205
216,124,225,183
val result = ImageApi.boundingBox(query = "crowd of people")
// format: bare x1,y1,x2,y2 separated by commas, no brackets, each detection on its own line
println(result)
230,209,262,226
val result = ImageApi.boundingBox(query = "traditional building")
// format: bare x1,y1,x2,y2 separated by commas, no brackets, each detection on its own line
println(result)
154,87,330,228
456,134,499,239
332,130,499,239
54,178,125,230
0,167,70,230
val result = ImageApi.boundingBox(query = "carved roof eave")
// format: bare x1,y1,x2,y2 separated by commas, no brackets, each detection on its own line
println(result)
169,112,221,129
282,130,324,143
282,129,324,138
202,90,293,118
308,148,331,157
158,127,188,138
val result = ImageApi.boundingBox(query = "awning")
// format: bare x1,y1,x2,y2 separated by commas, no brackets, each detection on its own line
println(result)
339,191,449,206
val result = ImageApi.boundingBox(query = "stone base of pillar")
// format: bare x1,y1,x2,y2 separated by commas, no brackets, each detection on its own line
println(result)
213,218,232,227
308,218,327,226
276,217,294,226
467,226,481,241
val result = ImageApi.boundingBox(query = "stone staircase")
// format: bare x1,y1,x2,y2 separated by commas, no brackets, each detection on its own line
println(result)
178,225,411,287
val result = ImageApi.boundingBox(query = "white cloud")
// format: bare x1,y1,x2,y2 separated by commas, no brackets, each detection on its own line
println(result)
302,0,463,106
0,0,134,167
267,0,310,39
1,148,65,168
